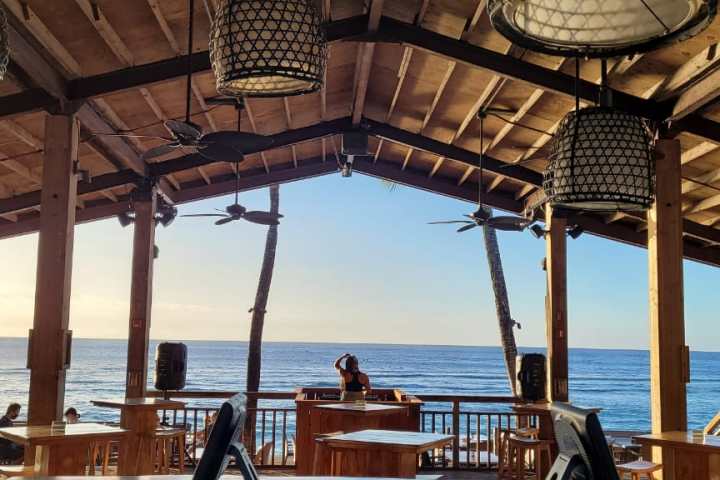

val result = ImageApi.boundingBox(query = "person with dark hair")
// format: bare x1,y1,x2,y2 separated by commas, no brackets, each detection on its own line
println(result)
0,403,24,463
334,353,371,401
64,407,80,424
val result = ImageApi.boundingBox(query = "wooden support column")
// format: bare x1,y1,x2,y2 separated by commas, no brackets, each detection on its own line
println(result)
27,113,79,425
125,187,157,398
545,207,568,402
648,139,688,440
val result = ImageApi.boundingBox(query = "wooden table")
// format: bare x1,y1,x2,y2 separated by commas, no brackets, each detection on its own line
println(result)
318,429,454,478
92,397,185,475
634,431,720,480
27,476,443,480
313,403,409,430
0,423,127,475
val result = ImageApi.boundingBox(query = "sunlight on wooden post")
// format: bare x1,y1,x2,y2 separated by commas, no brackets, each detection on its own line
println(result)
27,113,78,425
125,187,157,398
545,206,568,402
648,140,688,457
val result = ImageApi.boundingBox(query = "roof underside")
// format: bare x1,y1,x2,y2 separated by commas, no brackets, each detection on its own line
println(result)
2,0,720,266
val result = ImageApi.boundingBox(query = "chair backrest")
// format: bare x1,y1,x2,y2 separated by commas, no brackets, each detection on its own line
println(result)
254,442,273,464
704,411,720,436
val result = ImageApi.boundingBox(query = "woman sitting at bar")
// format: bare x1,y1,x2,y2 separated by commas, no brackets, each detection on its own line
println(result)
334,353,371,401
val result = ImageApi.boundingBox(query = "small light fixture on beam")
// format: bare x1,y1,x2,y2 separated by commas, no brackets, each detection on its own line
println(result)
117,211,135,227
530,223,584,239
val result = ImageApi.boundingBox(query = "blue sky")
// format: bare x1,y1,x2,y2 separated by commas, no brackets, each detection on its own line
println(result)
1,173,718,350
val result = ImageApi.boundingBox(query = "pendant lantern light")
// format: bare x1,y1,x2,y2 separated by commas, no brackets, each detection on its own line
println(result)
543,61,656,211
0,6,9,81
209,0,327,97
488,0,717,58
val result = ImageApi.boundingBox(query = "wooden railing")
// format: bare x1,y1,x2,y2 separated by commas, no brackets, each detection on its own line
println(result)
148,390,522,471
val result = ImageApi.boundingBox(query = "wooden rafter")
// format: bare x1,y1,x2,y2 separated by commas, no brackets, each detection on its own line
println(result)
351,0,384,125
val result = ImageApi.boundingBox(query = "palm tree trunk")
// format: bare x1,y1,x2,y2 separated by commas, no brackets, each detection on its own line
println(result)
482,221,519,396
245,184,280,451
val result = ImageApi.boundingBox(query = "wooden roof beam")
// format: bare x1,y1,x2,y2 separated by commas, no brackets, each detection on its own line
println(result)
351,0,384,125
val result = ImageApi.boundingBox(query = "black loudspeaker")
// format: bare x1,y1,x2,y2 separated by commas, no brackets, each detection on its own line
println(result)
516,353,547,402
341,132,369,156
154,342,187,391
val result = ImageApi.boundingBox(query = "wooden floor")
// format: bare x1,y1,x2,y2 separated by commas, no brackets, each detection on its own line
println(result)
256,469,497,480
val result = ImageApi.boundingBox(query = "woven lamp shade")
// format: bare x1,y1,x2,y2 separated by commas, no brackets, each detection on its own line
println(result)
210,0,327,97
488,0,716,58
0,7,9,81
543,107,655,211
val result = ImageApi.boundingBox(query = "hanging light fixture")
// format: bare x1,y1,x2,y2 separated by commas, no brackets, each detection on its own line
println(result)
487,0,716,57
543,60,656,211
0,6,9,81
209,0,327,97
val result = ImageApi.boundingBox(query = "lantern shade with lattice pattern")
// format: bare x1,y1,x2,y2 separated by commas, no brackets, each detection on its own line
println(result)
488,0,716,58
209,0,327,98
543,107,655,211
0,6,9,81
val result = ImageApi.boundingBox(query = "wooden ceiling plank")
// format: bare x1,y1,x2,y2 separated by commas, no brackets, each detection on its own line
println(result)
385,48,413,122
73,0,135,66
609,54,643,77
0,119,43,150
488,87,547,151
1,0,82,76
671,68,720,121
514,184,535,200
291,145,298,168
428,157,444,178
653,42,720,101
683,167,720,195
147,0,181,54
197,166,211,185
487,175,505,192
689,194,720,214
457,166,474,186
283,98,293,128
682,141,718,165
100,190,118,202
373,138,383,164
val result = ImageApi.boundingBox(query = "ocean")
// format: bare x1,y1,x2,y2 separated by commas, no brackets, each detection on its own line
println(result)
1,338,718,432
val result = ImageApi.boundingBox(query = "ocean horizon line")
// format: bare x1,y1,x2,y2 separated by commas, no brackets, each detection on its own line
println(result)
1,336,717,354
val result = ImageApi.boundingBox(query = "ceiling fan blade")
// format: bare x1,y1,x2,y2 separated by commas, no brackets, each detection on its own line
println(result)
457,224,479,233
165,119,202,140
181,214,229,218
141,143,179,161
428,220,474,225
202,131,274,153
215,217,237,226
92,133,173,141
487,216,533,231
197,142,245,163
205,96,240,106
243,211,283,225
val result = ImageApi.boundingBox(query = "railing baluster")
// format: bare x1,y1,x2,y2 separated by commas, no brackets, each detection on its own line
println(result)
281,410,288,466
271,410,277,466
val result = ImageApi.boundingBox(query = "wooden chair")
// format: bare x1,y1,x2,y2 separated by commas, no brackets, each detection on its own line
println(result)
253,441,273,465
88,440,114,475
283,434,296,465
507,435,553,480
704,411,720,436
0,465,33,479
616,460,663,480
153,427,186,474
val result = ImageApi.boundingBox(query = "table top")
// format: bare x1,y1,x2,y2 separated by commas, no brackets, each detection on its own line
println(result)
322,429,454,451
512,403,602,414
0,422,127,445
25,476,443,480
633,431,720,453
91,398,185,410
315,403,408,415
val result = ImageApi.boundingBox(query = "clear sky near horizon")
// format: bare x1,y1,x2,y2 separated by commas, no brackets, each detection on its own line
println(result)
1,173,718,351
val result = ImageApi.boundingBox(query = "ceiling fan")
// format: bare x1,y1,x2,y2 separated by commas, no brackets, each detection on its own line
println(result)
180,103,283,227
429,110,534,233
92,0,273,163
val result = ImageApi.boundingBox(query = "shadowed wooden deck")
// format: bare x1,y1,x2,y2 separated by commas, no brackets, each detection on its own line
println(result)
257,469,496,480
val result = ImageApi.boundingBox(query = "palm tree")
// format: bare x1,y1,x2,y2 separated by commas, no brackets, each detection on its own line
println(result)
481,213,519,396
245,183,280,448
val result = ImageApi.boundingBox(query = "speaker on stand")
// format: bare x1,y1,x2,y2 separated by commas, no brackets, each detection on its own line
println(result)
154,342,187,425
516,353,547,402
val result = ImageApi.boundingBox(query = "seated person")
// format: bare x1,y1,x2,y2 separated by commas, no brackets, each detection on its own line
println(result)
334,353,371,401
0,403,24,464
64,407,80,424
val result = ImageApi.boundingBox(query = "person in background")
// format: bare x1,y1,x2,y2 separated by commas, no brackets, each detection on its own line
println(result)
334,353,371,401
64,407,80,424
0,403,24,463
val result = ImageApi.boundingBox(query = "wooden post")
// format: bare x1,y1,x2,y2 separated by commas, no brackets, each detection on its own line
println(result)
648,139,688,439
27,113,79,425
545,207,568,402
125,187,157,398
